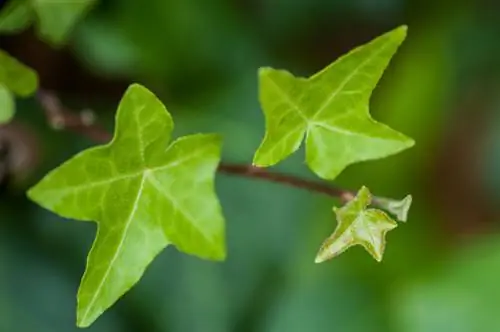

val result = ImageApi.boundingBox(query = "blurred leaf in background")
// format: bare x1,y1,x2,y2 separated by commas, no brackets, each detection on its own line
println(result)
0,0,97,45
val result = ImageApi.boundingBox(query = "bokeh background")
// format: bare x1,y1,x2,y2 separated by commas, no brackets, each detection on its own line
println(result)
1,0,500,331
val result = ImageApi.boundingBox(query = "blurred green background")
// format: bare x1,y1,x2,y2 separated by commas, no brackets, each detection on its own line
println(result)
2,0,500,331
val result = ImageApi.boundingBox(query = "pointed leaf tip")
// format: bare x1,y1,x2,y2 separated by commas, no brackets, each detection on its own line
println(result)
397,25,408,35
125,82,152,96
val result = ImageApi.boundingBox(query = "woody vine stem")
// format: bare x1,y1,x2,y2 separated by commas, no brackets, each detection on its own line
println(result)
34,88,385,205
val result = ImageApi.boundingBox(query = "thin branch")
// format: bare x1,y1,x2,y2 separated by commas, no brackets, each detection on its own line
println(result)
35,89,356,202
36,89,112,143
218,163,355,200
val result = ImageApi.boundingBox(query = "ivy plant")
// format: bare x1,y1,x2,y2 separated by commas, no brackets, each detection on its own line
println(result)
0,2,415,328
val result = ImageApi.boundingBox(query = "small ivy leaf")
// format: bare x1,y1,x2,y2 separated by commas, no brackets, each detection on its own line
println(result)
0,49,38,97
253,26,414,180
374,194,412,222
32,0,97,45
27,84,226,327
315,186,398,263
0,0,33,33
0,84,14,123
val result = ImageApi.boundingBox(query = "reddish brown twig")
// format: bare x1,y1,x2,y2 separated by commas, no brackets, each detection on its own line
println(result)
217,163,355,199
35,89,357,202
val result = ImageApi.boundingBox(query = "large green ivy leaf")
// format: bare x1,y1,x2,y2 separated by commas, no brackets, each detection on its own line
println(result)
0,49,38,123
27,84,226,327
0,0,96,45
315,186,399,263
253,26,414,180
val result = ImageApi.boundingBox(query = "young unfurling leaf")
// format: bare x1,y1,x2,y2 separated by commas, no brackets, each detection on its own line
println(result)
253,26,414,180
27,84,226,327
315,186,401,263
374,194,412,222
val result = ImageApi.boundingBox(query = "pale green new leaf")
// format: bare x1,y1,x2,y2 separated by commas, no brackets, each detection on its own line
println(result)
253,26,414,180
0,84,14,123
33,0,97,44
0,0,32,33
315,186,398,263
0,49,38,97
27,84,226,327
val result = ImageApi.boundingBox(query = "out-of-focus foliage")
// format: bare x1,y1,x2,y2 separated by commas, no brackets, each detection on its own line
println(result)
0,85,14,123
0,0,31,33
1,0,500,331
0,0,96,44
395,235,500,332
0,49,37,123
0,49,37,96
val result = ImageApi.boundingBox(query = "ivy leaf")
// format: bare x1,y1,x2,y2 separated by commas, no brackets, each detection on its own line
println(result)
0,49,38,97
0,0,32,33
253,26,414,180
315,186,399,263
32,0,97,45
27,84,226,327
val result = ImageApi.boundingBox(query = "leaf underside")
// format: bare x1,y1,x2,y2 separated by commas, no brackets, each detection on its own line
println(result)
27,84,226,327
253,25,414,180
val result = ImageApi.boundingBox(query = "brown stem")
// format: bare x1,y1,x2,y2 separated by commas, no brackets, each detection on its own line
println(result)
218,163,354,199
36,89,112,143
35,89,355,201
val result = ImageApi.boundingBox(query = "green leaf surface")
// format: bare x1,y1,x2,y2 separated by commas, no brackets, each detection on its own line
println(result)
0,84,14,123
0,49,38,97
253,26,414,180
27,84,226,327
32,0,97,44
0,0,32,33
315,186,398,263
